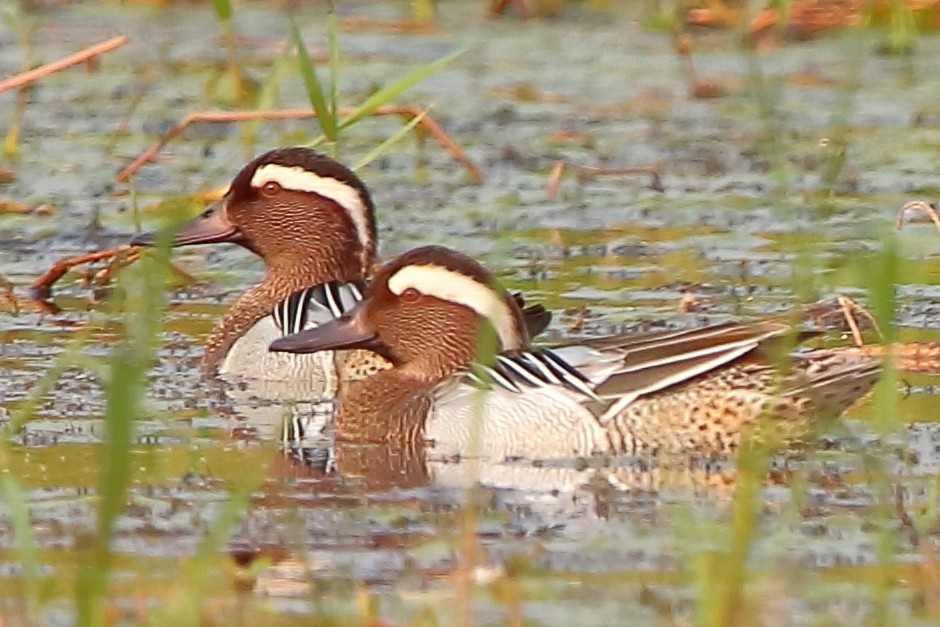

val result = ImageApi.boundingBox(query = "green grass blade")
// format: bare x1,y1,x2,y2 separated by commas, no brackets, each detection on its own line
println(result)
2,476,40,620
242,40,292,151
75,225,173,627
75,343,141,626
327,1,340,123
210,0,232,22
412,0,435,22
304,134,328,149
291,20,337,142
338,49,464,131
353,108,428,171
150,475,262,623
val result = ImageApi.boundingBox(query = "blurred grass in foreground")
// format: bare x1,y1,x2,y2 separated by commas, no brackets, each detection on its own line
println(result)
2,0,939,624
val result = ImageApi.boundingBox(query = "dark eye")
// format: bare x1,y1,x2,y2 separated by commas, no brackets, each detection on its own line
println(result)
400,288,421,303
261,181,282,196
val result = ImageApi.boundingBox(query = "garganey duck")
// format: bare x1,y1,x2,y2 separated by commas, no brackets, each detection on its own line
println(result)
132,147,548,399
270,245,882,458
132,147,380,396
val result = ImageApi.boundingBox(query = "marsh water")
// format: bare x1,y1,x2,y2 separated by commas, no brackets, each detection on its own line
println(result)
2,1,940,624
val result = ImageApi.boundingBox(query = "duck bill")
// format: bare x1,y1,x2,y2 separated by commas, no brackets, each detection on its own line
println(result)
270,314,379,354
130,199,242,247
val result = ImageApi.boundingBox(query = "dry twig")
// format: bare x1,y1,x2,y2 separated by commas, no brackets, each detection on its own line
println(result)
0,35,128,94
546,160,565,198
547,159,663,198
489,0,535,19
90,250,142,290
689,0,940,41
115,106,482,183
339,17,443,34
836,294,881,347
29,246,197,314
0,200,31,214
687,0,867,38
896,200,940,234
674,33,725,99
0,273,18,315
30,246,136,313
0,200,55,215
488,0,535,18
833,342,940,374
678,291,711,313
802,295,940,374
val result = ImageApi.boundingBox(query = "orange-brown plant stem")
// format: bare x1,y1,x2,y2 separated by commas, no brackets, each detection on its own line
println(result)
29,246,196,314
31,246,136,312
673,33,723,99
837,294,880,347
488,0,534,18
546,160,565,198
896,200,940,234
0,200,31,214
0,36,128,94
577,164,665,190
813,295,940,374
339,17,443,33
0,273,18,315
93,251,141,288
547,159,663,198
115,106,483,183
833,343,940,375
686,1,869,37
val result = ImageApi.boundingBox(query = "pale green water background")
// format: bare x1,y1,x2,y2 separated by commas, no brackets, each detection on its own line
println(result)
1,1,940,624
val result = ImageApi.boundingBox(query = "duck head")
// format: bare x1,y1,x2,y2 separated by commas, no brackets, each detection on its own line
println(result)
270,246,530,382
132,146,377,282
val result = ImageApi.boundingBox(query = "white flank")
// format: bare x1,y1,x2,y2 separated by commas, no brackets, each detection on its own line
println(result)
388,265,522,350
251,164,371,251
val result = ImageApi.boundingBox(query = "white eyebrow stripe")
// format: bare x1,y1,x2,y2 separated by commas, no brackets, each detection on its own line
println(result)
387,264,522,350
250,163,371,253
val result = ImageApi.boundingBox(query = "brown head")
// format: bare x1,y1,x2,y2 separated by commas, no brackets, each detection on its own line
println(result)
270,246,531,384
132,146,376,283
132,147,377,372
